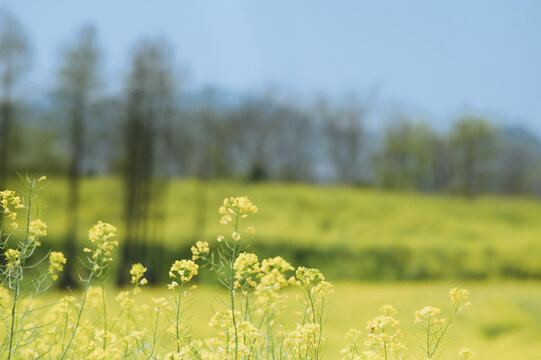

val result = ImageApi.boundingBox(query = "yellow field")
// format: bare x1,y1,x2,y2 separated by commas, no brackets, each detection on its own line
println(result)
100,281,540,359
3,177,541,358
35,177,541,248
27,176,541,281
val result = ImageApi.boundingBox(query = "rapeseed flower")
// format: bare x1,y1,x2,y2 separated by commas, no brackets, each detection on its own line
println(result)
169,259,198,285
130,263,148,286
48,251,66,280
29,219,47,246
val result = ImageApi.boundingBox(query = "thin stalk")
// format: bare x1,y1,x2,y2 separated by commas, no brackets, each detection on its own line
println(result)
60,258,97,359
7,182,33,360
102,285,107,350
6,281,19,360
426,318,430,358
430,311,457,357
147,309,160,360
229,211,240,360
175,282,184,352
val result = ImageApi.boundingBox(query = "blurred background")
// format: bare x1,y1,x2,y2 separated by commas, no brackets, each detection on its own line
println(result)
1,1,541,356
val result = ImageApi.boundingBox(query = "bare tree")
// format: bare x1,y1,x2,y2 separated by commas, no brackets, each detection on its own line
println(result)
55,25,101,287
0,10,30,190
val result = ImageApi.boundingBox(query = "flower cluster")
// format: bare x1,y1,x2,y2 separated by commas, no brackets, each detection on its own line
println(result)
207,310,263,357
449,287,472,310
414,306,445,325
258,256,295,291
130,263,148,287
410,287,472,359
29,219,47,246
341,329,363,359
85,221,118,267
48,251,67,280
168,259,198,288
459,347,477,360
190,240,209,261
285,323,322,359
218,196,258,227
233,252,261,289
365,305,405,358
0,189,24,227
296,266,334,296
4,248,21,269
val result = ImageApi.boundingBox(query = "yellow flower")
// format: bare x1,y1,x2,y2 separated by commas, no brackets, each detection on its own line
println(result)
130,263,148,286
191,241,209,261
233,252,261,288
5,249,21,269
87,221,118,265
89,221,117,244
29,219,47,246
459,347,476,360
296,266,325,288
414,306,445,325
49,251,67,280
449,288,472,309
0,190,23,222
169,259,199,283
218,196,258,225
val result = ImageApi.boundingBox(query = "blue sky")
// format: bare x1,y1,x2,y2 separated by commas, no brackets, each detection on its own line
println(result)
2,0,540,134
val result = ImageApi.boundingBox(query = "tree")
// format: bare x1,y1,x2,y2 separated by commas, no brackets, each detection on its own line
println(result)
320,96,365,184
0,10,30,190
375,119,437,190
449,116,496,197
120,38,177,283
55,25,101,287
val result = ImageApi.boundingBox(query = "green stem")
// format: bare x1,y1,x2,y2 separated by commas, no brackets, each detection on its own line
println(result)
430,311,457,357
60,259,97,359
426,318,431,358
7,181,34,360
175,282,184,352
102,285,107,350
148,309,160,359
229,211,240,360
7,281,19,360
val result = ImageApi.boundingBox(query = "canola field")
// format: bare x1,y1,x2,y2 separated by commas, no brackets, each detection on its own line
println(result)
33,177,541,281
177,281,541,359
1,177,541,359
35,281,541,359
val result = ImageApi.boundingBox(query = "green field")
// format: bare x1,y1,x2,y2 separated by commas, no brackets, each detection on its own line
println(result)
23,176,541,281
